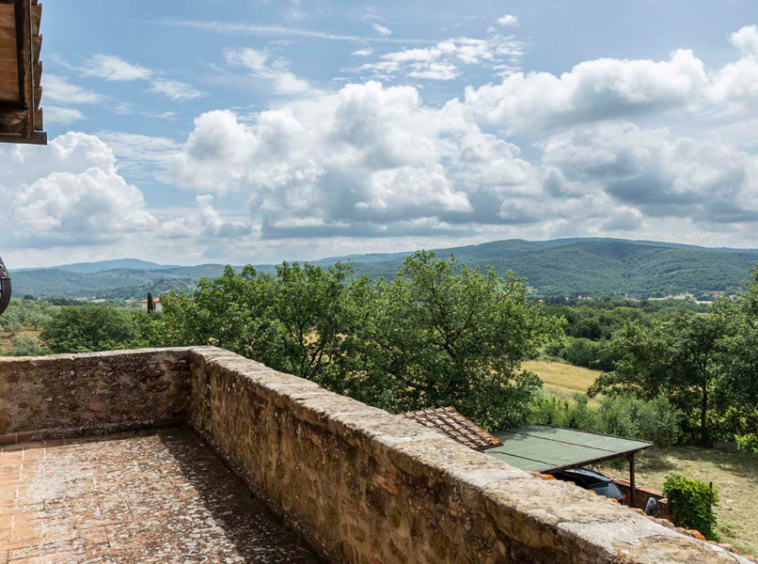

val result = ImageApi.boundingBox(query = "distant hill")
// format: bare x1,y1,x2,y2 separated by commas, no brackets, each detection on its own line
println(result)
9,238,758,300
16,258,177,274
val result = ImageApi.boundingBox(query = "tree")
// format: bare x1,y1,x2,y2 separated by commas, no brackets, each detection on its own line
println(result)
161,265,276,358
159,254,557,430
41,305,139,353
147,292,155,313
590,313,726,446
712,267,758,436
267,261,363,384
349,252,559,430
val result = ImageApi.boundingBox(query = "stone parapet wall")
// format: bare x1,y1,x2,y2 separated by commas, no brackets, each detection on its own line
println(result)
187,347,750,564
0,347,750,563
0,348,191,442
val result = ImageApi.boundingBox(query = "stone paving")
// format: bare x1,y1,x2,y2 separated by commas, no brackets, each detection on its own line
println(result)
0,428,321,563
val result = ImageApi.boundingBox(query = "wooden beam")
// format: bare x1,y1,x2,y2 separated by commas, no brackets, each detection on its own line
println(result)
32,31,39,62
15,0,32,138
0,0,45,143
31,1,38,36
0,107,25,133
628,453,636,508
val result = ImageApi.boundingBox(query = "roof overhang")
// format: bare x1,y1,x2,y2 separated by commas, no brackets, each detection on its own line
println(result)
0,0,45,145
485,424,653,473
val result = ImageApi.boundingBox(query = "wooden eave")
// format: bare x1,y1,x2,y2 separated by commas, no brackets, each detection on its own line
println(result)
0,0,45,145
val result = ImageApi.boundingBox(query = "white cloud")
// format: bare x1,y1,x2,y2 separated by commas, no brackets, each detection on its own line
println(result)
358,36,524,81
149,78,207,101
351,48,373,57
160,195,251,238
372,23,392,36
42,75,103,105
708,26,758,112
0,133,158,247
69,54,206,103
95,131,181,184
464,49,707,133
45,106,85,125
464,27,758,132
174,81,540,238
166,19,423,45
81,54,153,81
225,48,311,94
540,122,758,225
497,15,518,27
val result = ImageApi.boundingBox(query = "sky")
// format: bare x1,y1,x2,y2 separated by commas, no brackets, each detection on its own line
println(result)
2,0,758,268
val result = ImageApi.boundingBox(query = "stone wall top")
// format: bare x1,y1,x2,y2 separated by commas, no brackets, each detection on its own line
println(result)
188,347,753,564
0,347,192,441
0,347,751,563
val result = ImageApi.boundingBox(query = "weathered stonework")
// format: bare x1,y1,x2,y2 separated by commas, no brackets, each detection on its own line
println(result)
186,347,752,564
0,347,752,564
0,348,191,442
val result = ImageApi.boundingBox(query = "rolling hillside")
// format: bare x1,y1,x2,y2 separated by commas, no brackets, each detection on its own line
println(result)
9,238,758,300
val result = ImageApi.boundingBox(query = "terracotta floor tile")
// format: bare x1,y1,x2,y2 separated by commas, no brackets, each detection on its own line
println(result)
4,429,320,563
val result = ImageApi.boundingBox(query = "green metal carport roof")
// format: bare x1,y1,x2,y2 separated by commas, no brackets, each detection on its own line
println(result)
484,425,652,473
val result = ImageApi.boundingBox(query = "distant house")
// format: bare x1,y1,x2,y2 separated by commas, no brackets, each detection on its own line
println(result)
139,297,163,312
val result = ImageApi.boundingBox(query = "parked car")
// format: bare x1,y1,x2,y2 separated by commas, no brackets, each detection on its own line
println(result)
550,467,626,503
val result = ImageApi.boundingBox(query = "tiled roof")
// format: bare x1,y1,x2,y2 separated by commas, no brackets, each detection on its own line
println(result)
400,406,502,451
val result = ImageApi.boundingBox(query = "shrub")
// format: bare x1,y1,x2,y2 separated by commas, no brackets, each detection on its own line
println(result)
663,473,719,540
41,305,139,353
529,393,682,446
596,395,640,439
543,340,566,359
735,433,758,453
561,337,616,371
635,395,682,446
11,335,46,357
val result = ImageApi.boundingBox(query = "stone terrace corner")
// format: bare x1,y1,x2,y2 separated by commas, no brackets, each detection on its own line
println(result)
0,347,753,564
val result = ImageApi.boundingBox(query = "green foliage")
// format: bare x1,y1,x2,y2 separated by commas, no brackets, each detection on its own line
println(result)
664,473,719,539
160,252,557,430
147,292,155,313
131,310,168,348
544,298,710,343
11,239,758,300
556,338,615,371
41,305,139,353
529,393,682,446
590,313,727,445
735,433,758,454
712,268,758,436
0,298,56,334
10,335,47,357
343,252,559,429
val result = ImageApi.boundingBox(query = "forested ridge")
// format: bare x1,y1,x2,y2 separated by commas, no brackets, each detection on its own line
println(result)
11,238,758,300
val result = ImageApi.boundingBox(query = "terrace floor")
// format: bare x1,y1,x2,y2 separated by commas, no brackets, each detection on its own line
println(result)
0,428,321,563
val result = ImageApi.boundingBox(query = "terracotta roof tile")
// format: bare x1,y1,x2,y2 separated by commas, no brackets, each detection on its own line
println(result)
400,406,502,451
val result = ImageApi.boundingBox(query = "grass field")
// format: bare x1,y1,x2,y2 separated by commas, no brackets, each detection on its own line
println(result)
598,447,758,556
522,359,600,402
524,359,758,554
0,330,41,356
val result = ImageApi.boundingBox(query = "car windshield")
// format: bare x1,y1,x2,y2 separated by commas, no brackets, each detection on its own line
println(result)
590,482,622,499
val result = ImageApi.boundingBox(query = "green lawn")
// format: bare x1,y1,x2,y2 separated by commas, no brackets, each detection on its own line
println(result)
598,446,758,556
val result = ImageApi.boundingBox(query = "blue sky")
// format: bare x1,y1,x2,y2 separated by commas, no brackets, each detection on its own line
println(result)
2,0,758,267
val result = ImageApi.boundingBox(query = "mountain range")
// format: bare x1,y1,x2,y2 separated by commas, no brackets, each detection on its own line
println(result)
8,238,758,300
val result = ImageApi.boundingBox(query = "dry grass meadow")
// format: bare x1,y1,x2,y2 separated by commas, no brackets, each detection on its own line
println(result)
598,447,758,556
523,359,758,556
522,359,600,402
